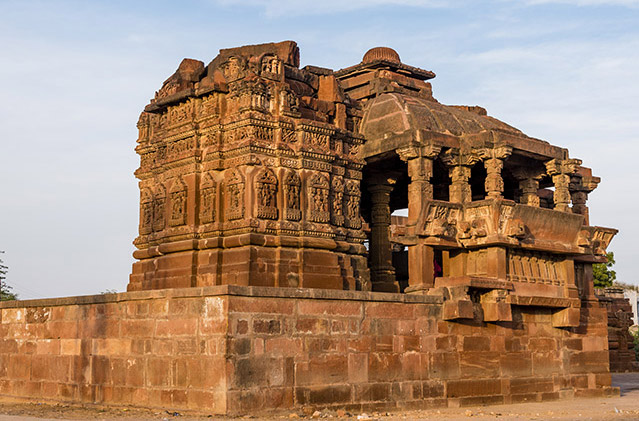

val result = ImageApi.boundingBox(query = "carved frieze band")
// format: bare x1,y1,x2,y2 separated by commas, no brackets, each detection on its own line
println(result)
507,250,566,286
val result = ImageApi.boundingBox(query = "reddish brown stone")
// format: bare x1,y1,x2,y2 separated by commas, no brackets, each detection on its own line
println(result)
296,354,348,385
447,379,502,398
596,288,639,372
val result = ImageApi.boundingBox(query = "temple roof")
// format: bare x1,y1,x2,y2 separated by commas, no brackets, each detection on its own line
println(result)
360,92,524,140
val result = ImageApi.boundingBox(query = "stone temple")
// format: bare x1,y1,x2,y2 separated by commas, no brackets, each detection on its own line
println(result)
0,41,618,414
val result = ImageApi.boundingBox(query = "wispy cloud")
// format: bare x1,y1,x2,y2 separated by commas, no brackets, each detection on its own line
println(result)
212,0,455,16
211,0,639,17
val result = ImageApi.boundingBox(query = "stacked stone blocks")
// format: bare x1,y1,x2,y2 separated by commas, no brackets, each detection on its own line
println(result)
0,287,616,414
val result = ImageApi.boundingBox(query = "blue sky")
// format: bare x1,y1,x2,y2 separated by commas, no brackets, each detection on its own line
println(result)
1,0,637,298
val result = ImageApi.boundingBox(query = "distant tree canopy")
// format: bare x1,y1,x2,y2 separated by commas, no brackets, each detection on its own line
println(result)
593,251,616,289
0,251,18,301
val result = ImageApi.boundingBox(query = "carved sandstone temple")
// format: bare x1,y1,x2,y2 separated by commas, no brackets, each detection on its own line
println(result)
0,41,618,414
130,41,616,321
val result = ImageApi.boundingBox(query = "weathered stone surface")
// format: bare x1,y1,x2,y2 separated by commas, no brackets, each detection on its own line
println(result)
596,288,639,372
0,285,618,415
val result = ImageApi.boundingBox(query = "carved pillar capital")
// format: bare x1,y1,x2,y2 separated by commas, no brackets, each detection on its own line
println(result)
441,148,480,167
478,146,513,161
397,145,441,178
545,158,581,213
545,158,582,176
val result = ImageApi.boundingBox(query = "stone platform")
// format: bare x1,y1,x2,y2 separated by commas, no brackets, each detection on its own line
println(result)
0,286,617,415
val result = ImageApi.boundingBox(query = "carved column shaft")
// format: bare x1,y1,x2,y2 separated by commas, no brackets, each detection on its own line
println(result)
479,146,511,200
367,181,398,293
398,147,440,295
519,178,540,207
552,174,572,212
449,166,471,204
571,190,589,224
546,158,581,213
484,158,504,199
406,156,434,226
569,173,598,225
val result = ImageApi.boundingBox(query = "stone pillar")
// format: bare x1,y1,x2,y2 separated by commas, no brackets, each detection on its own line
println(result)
442,149,479,204
406,158,433,223
480,147,512,200
397,146,440,228
398,146,440,293
367,176,398,293
484,158,504,199
520,177,541,206
449,166,472,204
513,168,543,207
552,173,571,213
569,172,599,226
570,189,589,223
546,159,581,213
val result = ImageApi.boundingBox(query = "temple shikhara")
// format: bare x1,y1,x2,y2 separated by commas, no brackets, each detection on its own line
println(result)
0,41,619,414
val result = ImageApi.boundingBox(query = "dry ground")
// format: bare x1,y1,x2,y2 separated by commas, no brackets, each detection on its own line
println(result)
0,373,638,421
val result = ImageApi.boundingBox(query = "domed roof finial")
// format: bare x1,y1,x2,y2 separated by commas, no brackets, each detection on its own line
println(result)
362,47,401,64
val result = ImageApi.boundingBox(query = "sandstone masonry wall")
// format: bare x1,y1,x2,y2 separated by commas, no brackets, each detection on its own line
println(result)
0,287,616,415
596,288,638,372
0,288,228,412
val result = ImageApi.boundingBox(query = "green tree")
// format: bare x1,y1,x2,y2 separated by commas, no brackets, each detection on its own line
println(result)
0,252,18,301
593,251,616,289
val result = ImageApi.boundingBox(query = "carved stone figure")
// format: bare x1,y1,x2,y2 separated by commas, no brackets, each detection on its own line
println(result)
331,176,344,226
200,173,217,224
344,180,362,229
169,178,187,227
261,55,281,77
225,169,245,221
152,185,166,232
284,170,301,221
308,173,330,223
255,167,278,219
140,189,153,235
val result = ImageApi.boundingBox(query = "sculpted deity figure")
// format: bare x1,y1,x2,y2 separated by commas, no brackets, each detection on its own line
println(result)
225,169,245,221
344,180,362,229
169,178,187,227
309,173,330,223
140,189,153,234
331,176,345,225
284,171,301,221
255,168,278,219
200,173,217,224
152,185,166,232
261,55,281,75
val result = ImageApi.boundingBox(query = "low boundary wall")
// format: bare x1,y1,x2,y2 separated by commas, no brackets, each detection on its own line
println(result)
0,286,617,414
